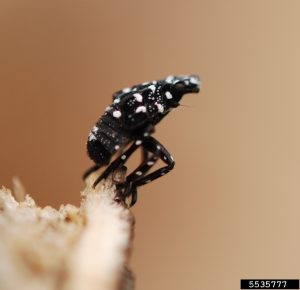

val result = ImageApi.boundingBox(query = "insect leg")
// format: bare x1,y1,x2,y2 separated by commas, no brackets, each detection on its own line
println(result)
122,152,158,206
123,123,156,181
123,137,175,200
137,137,175,186
129,187,138,206
142,147,149,161
92,142,140,188
126,152,159,183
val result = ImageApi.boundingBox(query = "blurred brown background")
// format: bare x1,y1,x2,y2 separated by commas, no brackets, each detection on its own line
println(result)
1,0,300,289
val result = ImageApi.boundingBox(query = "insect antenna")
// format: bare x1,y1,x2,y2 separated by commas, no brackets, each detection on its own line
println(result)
179,103,194,108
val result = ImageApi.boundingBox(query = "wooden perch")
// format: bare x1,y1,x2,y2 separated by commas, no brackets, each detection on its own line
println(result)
0,170,135,290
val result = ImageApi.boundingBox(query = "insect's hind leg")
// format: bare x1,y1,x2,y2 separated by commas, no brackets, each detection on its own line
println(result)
92,142,140,188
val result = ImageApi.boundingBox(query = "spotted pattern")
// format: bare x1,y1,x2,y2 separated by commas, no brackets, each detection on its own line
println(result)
86,74,200,206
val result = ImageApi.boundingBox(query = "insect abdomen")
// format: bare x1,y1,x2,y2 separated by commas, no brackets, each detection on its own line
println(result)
87,114,131,164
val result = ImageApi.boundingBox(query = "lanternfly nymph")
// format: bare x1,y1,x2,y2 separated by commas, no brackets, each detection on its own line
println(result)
84,75,201,206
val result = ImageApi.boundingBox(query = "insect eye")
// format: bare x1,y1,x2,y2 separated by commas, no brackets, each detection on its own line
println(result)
173,82,185,93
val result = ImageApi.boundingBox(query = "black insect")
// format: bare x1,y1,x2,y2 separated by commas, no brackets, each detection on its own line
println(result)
84,75,200,206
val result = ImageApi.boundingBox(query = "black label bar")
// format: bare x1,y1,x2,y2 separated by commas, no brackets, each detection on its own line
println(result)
240,279,299,289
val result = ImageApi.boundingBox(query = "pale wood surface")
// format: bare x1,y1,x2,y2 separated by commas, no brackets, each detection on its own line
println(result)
0,174,134,290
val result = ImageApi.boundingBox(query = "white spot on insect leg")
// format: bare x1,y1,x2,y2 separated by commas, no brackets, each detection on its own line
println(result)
147,161,154,166
135,171,142,176
165,91,173,99
163,156,167,160
133,93,143,102
105,106,111,112
114,145,120,150
135,106,147,113
161,172,165,176
121,155,127,160
113,98,120,104
113,110,122,118
145,180,151,184
170,155,174,161
143,132,149,137
135,140,142,145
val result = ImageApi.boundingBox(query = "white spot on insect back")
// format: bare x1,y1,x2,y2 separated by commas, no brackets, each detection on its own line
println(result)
133,93,143,102
166,75,174,83
156,145,161,150
92,126,99,133
113,110,122,118
190,76,199,85
122,87,131,93
135,140,142,145
113,98,120,104
88,133,96,141
148,85,156,92
135,106,147,113
156,103,164,113
114,145,120,150
165,91,172,99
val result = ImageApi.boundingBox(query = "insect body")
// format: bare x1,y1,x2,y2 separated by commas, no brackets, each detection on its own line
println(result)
84,75,200,206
